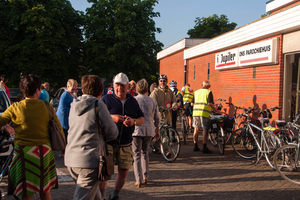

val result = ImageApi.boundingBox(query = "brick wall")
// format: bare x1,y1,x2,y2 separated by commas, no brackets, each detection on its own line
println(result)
159,35,284,123
159,50,185,90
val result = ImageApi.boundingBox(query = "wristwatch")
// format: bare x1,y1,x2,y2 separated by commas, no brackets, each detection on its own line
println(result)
134,119,136,125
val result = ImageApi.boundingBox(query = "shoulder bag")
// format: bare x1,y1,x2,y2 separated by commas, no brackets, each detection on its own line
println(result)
95,100,114,181
44,102,66,151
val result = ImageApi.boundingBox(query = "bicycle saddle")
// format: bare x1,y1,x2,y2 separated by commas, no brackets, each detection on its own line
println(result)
276,120,287,127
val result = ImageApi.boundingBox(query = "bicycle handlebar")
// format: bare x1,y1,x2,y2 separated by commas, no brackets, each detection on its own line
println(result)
158,106,176,112
225,102,244,110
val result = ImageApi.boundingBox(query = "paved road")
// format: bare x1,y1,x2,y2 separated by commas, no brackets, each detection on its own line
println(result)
1,130,300,200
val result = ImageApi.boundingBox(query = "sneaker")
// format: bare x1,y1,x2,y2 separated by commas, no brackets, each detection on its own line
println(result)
202,147,212,154
109,195,119,200
193,147,201,152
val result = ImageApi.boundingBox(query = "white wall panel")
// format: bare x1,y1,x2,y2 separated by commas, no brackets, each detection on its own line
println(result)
184,4,300,60
266,0,296,12
157,38,209,60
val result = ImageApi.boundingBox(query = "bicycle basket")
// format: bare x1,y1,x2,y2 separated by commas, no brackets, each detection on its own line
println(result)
210,116,221,133
224,117,234,132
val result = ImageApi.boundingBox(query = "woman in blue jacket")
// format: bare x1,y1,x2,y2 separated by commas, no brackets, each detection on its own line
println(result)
56,79,78,157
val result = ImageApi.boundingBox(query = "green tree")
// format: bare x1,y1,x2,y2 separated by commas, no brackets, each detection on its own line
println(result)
261,12,271,18
187,14,237,38
84,0,163,84
0,0,84,88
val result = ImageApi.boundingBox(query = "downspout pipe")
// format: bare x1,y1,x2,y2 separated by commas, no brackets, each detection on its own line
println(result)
184,60,187,85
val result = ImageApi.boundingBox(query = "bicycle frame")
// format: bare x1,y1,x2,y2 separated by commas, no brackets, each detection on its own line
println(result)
246,122,269,154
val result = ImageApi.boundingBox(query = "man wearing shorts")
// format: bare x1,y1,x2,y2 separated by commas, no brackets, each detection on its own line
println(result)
181,83,194,131
101,72,144,200
192,80,220,153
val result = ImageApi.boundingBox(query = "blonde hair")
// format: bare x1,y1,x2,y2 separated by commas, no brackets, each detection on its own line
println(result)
67,79,78,87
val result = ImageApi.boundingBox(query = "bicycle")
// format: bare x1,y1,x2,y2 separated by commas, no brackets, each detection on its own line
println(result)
208,98,226,147
179,107,188,145
273,114,300,185
231,107,281,169
151,106,181,162
224,102,245,144
180,106,193,145
0,130,19,200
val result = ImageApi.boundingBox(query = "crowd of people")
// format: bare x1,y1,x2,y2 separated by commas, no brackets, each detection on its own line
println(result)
0,72,220,200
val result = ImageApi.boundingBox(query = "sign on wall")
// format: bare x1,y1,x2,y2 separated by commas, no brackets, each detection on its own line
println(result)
215,48,239,70
239,38,278,67
215,38,278,70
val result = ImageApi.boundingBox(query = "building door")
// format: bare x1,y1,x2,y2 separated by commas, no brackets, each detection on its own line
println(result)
283,53,300,122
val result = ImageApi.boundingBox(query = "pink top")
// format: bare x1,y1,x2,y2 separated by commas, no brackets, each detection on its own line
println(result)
1,84,10,98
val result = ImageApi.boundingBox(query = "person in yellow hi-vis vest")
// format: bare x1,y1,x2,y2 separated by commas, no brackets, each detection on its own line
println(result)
192,80,220,153
181,83,194,132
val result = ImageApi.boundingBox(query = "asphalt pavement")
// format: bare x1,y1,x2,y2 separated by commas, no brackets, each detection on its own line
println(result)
1,129,300,200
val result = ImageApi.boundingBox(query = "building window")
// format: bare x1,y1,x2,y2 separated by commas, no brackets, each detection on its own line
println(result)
194,65,196,81
208,63,210,80
253,67,256,79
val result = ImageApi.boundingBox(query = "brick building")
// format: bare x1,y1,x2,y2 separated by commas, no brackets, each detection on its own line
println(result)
157,0,300,123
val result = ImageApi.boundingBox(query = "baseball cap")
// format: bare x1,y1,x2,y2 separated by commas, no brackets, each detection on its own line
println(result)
114,72,129,85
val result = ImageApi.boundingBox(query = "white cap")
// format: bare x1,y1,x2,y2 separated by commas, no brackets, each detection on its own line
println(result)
114,72,129,85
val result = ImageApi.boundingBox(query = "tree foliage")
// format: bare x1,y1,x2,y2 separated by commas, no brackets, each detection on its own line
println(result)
261,12,271,18
187,14,237,38
0,0,84,88
84,0,163,84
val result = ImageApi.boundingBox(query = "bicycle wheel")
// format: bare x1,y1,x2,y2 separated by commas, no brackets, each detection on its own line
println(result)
274,144,300,185
217,127,225,155
231,128,257,159
181,117,187,145
160,127,181,162
209,131,218,147
263,130,281,169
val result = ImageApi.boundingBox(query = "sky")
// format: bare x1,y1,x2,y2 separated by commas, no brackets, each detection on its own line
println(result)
69,0,268,49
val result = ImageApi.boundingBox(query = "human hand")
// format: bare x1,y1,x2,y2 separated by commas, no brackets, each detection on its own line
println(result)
123,115,133,127
4,124,15,136
111,114,125,123
155,130,160,141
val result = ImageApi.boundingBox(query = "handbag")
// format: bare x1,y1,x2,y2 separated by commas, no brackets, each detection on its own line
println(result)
44,102,66,151
95,100,114,181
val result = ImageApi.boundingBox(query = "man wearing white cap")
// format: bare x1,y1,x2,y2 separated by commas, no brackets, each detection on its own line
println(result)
101,72,144,200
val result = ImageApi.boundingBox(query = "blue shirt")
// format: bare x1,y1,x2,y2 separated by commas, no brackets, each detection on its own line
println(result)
41,89,49,102
56,91,75,130
38,92,46,101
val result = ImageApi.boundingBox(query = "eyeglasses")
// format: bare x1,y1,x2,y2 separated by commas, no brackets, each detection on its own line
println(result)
159,80,166,83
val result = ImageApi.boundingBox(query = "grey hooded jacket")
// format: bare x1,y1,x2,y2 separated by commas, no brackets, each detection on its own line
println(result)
64,95,118,168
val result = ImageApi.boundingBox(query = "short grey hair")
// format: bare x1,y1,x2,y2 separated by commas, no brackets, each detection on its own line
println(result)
136,79,148,94
203,80,210,87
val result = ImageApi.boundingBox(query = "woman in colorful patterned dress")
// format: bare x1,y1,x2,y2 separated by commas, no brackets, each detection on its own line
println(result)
0,74,63,200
